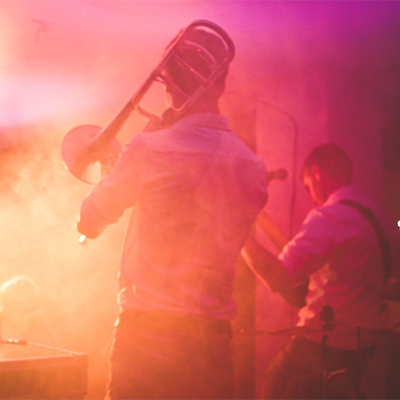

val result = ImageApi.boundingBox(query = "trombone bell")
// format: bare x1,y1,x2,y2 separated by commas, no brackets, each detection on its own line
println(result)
61,124,122,184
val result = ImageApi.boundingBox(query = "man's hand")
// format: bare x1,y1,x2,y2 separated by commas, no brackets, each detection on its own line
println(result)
241,235,307,308
76,219,103,239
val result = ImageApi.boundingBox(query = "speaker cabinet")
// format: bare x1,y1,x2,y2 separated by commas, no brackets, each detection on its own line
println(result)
0,341,87,399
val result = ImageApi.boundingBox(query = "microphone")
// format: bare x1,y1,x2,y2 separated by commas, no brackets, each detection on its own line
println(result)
266,168,288,182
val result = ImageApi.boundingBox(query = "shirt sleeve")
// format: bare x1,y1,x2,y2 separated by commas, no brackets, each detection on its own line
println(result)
77,135,148,238
278,208,336,283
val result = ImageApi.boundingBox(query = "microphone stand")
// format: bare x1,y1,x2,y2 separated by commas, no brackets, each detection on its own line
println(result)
321,334,329,399
319,305,364,399
319,305,335,399
356,326,362,399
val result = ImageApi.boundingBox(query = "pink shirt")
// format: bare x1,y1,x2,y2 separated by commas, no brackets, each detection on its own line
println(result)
79,113,268,319
279,184,400,349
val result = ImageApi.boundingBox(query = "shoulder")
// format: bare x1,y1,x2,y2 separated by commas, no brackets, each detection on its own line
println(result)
298,202,368,246
326,184,397,231
125,131,148,150
300,206,337,238
305,201,373,235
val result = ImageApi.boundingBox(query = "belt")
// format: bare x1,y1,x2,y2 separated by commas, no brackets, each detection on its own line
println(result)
115,308,232,336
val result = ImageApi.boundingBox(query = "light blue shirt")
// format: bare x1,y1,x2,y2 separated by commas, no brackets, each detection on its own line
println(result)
79,113,268,319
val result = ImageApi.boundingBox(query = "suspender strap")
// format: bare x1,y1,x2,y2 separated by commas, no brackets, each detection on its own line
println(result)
339,199,392,281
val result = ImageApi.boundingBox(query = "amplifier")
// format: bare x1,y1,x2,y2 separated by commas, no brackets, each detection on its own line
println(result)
0,340,87,399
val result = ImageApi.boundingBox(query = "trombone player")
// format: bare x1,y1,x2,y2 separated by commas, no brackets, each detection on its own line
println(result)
76,21,268,399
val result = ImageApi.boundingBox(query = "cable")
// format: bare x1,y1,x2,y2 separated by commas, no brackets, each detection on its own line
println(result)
256,99,299,238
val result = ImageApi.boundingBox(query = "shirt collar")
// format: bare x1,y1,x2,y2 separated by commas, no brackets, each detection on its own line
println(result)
173,113,232,132
324,184,359,206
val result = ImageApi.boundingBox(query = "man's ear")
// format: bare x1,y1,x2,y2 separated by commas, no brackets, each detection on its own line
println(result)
310,165,321,182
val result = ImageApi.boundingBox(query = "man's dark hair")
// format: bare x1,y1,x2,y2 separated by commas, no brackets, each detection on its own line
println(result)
163,28,230,103
301,143,353,183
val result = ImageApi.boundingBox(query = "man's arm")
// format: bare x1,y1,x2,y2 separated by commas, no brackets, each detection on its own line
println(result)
256,211,288,252
76,137,146,239
241,235,308,308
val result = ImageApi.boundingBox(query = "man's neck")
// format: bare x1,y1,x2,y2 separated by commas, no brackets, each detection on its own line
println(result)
322,181,352,205
185,98,220,115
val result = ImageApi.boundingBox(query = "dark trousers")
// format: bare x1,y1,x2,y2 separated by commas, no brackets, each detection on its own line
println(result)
106,309,234,400
263,335,375,399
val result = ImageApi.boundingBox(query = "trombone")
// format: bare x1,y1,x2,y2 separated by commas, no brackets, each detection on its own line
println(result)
61,20,235,184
